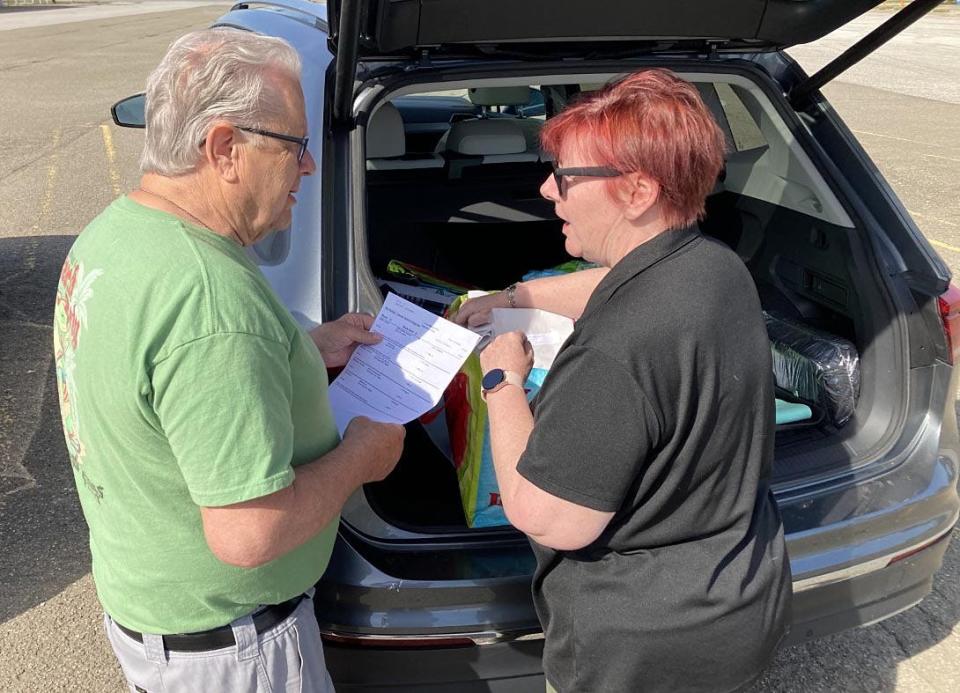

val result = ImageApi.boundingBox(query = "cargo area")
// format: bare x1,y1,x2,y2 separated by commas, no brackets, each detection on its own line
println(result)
354,71,900,531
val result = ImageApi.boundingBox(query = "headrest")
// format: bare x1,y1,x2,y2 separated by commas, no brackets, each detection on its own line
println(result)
446,119,528,156
468,86,532,107
365,101,405,159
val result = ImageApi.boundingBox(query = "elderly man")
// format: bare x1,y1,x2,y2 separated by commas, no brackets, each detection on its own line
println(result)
52,28,404,692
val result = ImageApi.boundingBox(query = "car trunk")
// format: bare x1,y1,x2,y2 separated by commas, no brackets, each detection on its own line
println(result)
337,57,929,535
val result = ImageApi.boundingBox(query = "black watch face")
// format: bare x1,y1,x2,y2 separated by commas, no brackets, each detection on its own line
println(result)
482,368,505,390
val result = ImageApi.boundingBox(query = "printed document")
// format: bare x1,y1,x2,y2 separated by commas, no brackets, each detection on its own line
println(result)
490,308,573,370
328,292,481,434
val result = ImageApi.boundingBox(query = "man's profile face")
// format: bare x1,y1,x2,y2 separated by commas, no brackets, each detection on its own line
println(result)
236,72,315,244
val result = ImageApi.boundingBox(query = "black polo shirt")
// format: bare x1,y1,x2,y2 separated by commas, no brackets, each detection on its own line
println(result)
517,226,792,693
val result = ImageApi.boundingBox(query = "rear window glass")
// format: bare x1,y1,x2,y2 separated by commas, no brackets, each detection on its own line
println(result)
715,83,767,152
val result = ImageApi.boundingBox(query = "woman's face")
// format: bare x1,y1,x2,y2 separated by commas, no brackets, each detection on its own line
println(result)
539,139,624,265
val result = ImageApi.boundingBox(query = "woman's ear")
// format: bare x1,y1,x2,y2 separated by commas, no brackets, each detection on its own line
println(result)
621,173,660,221
202,122,241,183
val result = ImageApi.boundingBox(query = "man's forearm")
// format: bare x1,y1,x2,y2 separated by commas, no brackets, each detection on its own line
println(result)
201,442,369,568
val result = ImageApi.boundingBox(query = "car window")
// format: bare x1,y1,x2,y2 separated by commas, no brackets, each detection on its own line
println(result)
715,82,767,152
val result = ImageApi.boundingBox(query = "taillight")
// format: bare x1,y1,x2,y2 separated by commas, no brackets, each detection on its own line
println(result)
937,283,960,365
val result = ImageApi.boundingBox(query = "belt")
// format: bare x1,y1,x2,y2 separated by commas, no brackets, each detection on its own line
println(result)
115,595,304,652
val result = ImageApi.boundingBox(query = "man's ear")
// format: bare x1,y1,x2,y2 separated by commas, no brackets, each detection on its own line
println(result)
621,173,660,221
202,122,241,183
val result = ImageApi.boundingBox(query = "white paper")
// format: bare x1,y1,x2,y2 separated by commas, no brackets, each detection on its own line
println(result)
328,292,481,435
490,308,574,370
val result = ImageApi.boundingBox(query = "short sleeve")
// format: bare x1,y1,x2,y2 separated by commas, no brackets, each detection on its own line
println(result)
517,345,660,512
151,332,295,507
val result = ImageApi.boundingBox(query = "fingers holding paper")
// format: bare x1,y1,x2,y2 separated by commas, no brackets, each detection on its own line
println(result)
452,291,510,327
480,330,534,382
311,312,382,368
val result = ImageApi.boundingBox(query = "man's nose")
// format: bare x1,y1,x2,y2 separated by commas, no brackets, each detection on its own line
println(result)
300,148,317,176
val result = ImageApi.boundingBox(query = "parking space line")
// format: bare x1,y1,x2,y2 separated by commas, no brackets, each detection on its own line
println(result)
922,153,960,164
850,128,936,147
911,209,960,231
100,123,122,198
930,240,960,256
31,126,62,246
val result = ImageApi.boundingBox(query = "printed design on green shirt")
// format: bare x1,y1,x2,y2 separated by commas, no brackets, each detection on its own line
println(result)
54,257,105,501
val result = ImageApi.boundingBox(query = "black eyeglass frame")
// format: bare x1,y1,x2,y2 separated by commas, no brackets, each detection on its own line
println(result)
551,163,623,196
236,126,310,163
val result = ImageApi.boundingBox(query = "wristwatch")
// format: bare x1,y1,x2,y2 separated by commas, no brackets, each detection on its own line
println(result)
480,368,524,401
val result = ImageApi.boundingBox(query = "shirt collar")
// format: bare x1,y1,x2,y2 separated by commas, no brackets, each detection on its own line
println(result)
581,225,702,321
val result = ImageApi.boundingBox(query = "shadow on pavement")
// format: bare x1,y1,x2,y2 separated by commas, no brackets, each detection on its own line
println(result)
0,234,90,625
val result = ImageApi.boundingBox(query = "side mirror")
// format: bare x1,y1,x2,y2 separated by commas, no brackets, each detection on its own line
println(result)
111,94,146,128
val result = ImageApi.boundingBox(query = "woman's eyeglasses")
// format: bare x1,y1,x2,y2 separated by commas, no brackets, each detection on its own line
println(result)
551,163,623,197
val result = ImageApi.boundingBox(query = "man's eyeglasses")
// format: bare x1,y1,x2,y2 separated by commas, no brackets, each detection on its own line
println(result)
551,163,623,197
236,126,310,164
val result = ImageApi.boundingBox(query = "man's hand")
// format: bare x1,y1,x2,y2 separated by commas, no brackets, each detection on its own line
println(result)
451,291,511,327
310,313,381,368
479,330,534,382
341,416,406,483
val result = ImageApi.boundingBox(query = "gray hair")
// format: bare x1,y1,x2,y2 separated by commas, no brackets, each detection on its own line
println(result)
141,28,302,176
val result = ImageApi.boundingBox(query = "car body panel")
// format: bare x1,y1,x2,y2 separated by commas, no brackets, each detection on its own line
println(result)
328,0,884,56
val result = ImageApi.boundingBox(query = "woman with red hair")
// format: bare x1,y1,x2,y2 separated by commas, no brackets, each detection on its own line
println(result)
470,69,791,692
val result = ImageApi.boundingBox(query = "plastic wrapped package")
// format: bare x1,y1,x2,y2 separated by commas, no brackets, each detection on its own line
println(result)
764,312,860,427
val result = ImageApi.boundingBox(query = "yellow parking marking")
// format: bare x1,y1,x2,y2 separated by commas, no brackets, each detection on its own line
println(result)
850,128,932,146
930,239,960,254
910,209,959,230
922,153,960,164
100,123,122,198
32,126,62,238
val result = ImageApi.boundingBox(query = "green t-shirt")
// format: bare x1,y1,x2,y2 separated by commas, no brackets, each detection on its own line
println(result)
53,196,340,634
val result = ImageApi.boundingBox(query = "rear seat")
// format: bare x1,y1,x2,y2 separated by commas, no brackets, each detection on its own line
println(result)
366,101,444,170
445,118,540,178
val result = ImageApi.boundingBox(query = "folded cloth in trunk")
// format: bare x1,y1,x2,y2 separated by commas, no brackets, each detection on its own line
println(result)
765,312,860,427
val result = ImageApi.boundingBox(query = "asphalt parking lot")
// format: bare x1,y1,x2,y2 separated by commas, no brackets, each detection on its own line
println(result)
0,2,958,691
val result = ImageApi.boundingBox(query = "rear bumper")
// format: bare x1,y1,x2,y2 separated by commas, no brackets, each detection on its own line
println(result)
323,638,544,692
320,528,955,690
786,524,955,646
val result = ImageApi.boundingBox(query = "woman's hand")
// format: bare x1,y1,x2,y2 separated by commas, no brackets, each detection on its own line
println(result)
451,291,511,327
479,331,534,382
310,313,381,368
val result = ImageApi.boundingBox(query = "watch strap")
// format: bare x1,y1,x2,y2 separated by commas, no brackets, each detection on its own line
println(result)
481,370,524,401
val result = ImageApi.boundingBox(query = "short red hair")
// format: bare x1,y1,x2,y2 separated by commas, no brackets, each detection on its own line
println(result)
540,69,726,230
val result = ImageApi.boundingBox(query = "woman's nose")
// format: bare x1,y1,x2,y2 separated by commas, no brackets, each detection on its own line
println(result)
540,174,559,201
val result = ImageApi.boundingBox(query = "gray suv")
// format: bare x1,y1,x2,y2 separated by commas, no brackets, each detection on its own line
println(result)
113,0,960,690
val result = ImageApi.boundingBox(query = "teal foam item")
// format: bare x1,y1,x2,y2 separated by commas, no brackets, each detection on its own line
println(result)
775,398,812,425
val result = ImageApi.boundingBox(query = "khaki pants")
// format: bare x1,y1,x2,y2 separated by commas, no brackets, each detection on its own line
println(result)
104,591,334,693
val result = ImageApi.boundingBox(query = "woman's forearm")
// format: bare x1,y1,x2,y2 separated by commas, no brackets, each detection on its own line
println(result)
485,387,535,510
514,267,608,319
